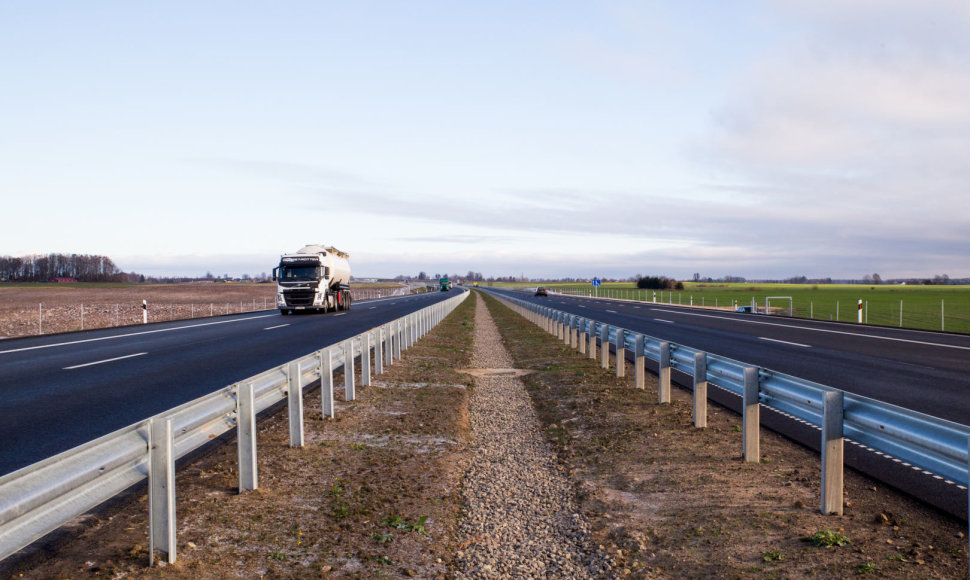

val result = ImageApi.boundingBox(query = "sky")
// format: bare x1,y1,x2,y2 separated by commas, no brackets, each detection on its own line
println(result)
3,1,970,281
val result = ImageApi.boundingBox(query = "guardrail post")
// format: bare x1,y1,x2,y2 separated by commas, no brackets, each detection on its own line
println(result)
615,329,626,378
385,324,394,366
743,367,760,462
320,349,334,418
557,313,565,341
344,340,356,401
374,328,384,375
149,417,176,565
659,342,671,403
821,390,844,515
237,382,258,491
588,323,597,359
693,353,707,428
394,320,403,359
600,325,610,369
361,333,372,386
578,319,587,354
634,334,645,389
287,362,304,447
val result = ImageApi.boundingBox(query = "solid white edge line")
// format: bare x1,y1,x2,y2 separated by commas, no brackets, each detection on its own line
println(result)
64,352,148,370
264,324,290,330
759,337,811,348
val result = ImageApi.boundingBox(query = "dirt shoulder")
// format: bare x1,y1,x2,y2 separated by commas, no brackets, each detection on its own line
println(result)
480,292,967,579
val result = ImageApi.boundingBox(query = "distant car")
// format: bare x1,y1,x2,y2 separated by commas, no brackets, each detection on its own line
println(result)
735,305,759,313
535,287,548,297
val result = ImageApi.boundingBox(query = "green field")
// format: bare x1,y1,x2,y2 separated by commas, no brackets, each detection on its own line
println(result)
530,282,970,334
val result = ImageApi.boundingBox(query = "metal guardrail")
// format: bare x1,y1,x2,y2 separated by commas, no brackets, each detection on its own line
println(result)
0,290,469,565
489,291,970,528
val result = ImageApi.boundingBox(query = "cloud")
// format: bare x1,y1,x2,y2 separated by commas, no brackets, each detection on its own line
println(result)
689,1,970,277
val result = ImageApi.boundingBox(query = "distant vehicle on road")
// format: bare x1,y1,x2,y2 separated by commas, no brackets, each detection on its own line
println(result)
440,277,452,291
735,305,761,313
535,287,548,297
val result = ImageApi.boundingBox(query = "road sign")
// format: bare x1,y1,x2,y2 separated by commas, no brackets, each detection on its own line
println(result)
591,279,601,287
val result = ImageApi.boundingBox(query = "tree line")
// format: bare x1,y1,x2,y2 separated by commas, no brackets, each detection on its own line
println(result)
0,253,123,282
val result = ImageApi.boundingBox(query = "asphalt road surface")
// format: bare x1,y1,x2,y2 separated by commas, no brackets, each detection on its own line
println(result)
0,291,460,476
483,288,970,426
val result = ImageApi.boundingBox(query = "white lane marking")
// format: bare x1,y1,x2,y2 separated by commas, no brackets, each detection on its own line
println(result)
0,314,278,356
369,307,376,309
578,305,587,308
655,319,675,324
606,310,618,314
264,324,290,330
759,337,811,348
64,352,147,370
650,308,970,352
334,313,347,317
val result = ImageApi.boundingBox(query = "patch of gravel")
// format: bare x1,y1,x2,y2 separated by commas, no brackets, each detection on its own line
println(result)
452,296,615,579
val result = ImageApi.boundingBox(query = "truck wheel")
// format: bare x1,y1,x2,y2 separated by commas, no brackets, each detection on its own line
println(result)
345,293,352,310
280,309,289,316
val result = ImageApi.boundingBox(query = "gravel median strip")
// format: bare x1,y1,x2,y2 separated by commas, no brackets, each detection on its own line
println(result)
452,296,615,579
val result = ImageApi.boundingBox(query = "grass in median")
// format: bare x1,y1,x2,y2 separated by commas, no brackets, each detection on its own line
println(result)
479,291,968,579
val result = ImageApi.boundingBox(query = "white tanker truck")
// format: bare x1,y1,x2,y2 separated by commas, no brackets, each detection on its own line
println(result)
272,245,352,315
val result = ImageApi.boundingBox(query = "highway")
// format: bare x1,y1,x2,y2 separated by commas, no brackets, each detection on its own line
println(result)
0,291,456,476
483,288,970,425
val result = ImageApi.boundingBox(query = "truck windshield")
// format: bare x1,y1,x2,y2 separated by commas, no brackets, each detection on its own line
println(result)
279,266,320,281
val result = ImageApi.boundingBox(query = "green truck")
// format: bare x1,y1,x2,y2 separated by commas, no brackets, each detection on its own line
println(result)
439,277,452,291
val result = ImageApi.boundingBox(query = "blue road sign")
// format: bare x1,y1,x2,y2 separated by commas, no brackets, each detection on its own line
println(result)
591,279,601,287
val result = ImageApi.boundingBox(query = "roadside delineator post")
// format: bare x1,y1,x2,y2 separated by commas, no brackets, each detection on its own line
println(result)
822,390,845,515
743,367,760,463
693,352,707,428
143,300,148,324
